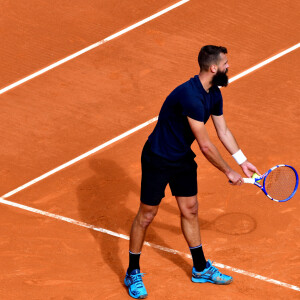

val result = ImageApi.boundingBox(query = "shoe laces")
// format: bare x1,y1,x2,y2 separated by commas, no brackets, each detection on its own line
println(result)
207,262,224,277
131,273,145,288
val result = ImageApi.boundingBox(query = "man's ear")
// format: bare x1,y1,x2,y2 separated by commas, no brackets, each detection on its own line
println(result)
210,64,217,74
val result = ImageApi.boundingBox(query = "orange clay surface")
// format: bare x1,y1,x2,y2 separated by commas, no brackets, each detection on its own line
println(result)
0,0,299,299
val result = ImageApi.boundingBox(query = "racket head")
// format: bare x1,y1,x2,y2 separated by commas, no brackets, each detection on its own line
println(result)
261,165,299,202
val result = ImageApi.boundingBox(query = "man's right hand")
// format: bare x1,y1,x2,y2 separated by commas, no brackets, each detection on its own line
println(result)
226,169,243,185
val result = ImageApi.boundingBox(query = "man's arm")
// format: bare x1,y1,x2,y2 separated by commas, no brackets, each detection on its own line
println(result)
211,114,240,154
211,114,260,177
187,116,243,185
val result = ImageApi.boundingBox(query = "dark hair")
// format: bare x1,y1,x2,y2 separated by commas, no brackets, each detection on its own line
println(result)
198,45,227,71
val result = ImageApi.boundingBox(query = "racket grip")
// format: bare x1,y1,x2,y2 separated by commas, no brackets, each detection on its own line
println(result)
243,178,255,184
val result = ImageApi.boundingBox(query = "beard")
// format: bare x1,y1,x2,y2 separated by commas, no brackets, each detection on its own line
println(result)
211,69,229,87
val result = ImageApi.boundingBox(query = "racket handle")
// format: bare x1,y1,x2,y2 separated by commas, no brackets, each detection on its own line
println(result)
243,178,255,184
229,178,255,184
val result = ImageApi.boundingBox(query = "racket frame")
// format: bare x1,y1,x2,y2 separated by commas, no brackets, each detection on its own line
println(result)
243,164,299,202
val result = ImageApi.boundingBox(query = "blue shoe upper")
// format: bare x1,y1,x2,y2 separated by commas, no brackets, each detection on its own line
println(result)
125,269,148,299
192,260,233,284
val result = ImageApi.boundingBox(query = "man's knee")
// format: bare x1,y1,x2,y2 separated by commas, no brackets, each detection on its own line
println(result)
177,196,198,219
137,204,159,228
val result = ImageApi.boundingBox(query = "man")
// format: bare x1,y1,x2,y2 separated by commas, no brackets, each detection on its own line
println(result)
124,45,259,299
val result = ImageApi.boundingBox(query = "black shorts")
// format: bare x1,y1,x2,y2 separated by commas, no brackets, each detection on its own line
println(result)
140,141,198,206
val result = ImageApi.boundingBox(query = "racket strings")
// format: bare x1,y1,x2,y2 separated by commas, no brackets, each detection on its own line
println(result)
264,167,296,200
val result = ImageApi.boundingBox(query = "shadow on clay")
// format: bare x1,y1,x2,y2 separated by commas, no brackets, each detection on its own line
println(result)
76,158,192,285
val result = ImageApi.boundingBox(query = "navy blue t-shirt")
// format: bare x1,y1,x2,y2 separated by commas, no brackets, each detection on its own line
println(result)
148,75,223,161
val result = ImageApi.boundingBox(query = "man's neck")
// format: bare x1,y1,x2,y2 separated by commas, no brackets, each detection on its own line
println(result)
198,72,212,93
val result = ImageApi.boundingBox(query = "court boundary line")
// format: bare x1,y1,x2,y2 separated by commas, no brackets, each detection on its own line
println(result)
1,117,158,198
1,43,299,199
0,0,190,95
0,196,299,292
229,43,300,83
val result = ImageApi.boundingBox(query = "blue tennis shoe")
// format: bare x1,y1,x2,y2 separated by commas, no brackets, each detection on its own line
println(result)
124,269,148,299
192,260,233,285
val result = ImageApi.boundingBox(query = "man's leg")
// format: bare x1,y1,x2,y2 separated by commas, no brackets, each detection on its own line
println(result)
125,202,159,299
175,195,206,271
175,195,201,247
125,140,169,298
129,202,159,261
176,195,233,285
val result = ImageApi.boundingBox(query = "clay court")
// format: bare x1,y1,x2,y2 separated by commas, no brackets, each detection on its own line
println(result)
0,0,299,299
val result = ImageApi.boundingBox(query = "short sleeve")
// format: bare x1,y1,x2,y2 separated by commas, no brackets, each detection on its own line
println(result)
181,91,205,122
211,89,223,116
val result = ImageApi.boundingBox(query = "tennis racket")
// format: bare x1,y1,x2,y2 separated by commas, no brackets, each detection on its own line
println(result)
243,164,298,202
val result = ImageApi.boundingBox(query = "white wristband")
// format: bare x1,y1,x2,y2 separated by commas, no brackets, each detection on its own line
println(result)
232,149,247,165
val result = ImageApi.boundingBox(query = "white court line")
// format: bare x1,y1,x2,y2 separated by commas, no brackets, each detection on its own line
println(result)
1,117,158,199
0,0,190,95
1,42,299,199
0,196,299,292
229,43,300,83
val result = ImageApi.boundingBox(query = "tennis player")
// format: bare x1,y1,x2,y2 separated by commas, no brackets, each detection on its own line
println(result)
124,45,259,299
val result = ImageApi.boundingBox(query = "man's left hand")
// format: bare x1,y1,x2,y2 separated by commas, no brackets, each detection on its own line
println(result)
240,161,260,178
